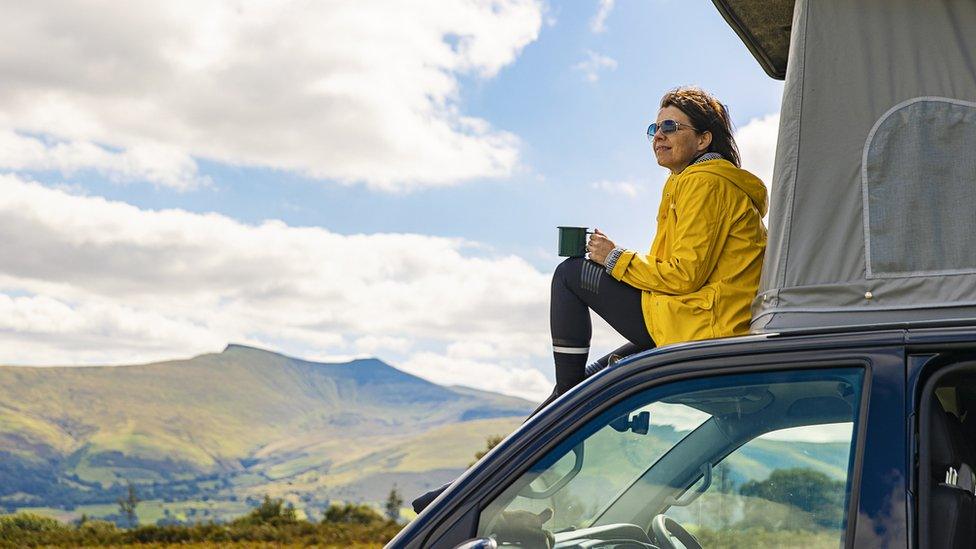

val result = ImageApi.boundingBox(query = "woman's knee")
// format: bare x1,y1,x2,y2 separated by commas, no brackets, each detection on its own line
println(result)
553,256,584,283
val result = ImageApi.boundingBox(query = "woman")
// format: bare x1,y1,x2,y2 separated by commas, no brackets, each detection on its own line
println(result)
412,87,766,514
546,86,767,403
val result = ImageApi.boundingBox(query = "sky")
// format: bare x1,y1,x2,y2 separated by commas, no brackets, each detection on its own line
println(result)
0,0,784,401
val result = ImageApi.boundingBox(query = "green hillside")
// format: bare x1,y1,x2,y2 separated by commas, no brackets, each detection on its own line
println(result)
0,345,531,521
0,345,854,527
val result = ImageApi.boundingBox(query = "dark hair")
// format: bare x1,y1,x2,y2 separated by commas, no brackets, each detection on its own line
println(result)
660,86,741,167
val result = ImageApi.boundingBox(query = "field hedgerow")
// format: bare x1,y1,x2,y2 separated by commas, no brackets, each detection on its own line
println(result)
0,497,402,548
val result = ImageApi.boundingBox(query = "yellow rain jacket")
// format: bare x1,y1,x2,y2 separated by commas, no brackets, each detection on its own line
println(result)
609,159,767,346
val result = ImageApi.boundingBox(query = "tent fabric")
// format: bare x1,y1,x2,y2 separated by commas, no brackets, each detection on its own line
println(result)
710,0,794,79
752,0,976,331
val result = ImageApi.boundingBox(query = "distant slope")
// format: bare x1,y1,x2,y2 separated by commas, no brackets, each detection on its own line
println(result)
0,344,533,511
0,345,855,525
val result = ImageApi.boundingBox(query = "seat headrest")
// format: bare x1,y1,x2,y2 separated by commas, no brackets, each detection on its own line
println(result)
930,401,971,468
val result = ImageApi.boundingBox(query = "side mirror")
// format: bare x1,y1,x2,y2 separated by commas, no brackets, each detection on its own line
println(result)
610,410,650,434
453,537,498,549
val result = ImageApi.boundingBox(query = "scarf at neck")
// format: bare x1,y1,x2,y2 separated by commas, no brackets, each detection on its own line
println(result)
691,152,724,165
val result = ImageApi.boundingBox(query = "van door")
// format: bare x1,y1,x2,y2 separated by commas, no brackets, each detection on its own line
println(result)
406,342,906,549
479,368,866,548
913,353,976,549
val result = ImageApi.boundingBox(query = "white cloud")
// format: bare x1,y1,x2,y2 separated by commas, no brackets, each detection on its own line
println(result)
354,335,414,355
0,174,557,398
0,129,209,191
0,293,226,363
590,0,616,33
399,352,552,402
648,402,710,431
760,422,853,443
735,113,779,187
0,0,544,192
591,179,642,198
573,50,618,83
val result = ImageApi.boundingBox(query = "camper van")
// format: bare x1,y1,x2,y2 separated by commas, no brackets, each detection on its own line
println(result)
387,1,976,547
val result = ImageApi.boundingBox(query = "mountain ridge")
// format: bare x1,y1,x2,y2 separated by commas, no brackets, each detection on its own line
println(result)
0,344,534,516
0,344,852,527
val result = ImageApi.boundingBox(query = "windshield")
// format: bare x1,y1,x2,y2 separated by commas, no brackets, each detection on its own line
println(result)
477,368,864,548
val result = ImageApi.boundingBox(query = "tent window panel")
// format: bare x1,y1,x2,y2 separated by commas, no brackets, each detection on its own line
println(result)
863,98,976,278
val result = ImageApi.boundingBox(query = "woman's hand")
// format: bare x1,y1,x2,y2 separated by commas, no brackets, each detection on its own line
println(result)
586,229,616,266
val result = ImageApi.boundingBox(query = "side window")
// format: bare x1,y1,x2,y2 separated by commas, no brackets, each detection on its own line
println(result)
665,422,854,547
483,400,711,533
476,368,864,548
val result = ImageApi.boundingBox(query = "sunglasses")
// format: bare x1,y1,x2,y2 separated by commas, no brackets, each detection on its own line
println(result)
646,119,697,141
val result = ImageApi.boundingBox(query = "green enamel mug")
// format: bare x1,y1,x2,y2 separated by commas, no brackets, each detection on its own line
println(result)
557,226,594,257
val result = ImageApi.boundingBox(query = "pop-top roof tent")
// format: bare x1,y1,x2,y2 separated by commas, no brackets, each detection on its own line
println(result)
713,0,976,331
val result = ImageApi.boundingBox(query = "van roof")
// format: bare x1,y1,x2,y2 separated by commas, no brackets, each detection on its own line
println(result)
711,0,794,79
619,321,976,369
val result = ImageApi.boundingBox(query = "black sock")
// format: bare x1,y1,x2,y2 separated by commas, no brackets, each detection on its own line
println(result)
526,351,587,422
553,350,588,393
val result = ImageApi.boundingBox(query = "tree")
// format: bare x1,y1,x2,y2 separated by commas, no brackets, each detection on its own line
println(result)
236,495,298,526
739,468,845,530
471,435,505,466
385,485,404,522
116,481,140,528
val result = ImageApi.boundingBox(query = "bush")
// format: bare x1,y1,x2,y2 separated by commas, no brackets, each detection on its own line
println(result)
0,497,403,547
0,512,70,547
692,526,840,548
323,502,385,525
0,512,65,533
128,524,195,544
232,495,299,527
79,519,117,534
740,468,845,530
76,520,123,545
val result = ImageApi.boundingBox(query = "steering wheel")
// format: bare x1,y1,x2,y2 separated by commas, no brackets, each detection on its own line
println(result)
650,515,702,549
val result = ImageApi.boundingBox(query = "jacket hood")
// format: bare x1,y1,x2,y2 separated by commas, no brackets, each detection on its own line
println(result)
683,159,768,216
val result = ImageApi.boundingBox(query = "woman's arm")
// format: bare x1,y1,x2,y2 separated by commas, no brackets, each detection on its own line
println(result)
609,177,730,295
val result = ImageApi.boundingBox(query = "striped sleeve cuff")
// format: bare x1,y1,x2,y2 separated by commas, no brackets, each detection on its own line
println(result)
604,247,624,274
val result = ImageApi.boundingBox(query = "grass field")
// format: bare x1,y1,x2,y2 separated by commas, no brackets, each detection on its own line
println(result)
0,501,402,548
4,537,392,548
18,499,253,525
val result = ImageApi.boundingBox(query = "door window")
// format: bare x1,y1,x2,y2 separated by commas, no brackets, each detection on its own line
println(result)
477,368,864,548
664,422,854,547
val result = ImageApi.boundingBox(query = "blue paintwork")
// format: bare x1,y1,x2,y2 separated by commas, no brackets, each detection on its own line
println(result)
850,346,908,548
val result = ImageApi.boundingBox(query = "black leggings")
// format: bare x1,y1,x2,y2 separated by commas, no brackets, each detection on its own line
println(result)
552,256,654,350
535,257,655,412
